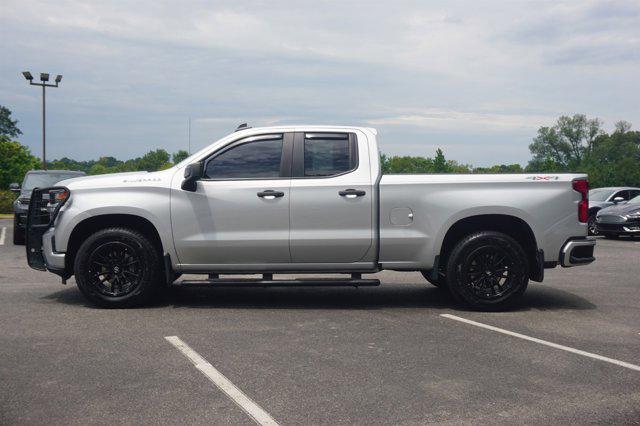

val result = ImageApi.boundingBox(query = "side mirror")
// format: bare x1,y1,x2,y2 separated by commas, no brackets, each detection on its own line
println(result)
613,196,625,204
181,161,204,192
9,183,20,193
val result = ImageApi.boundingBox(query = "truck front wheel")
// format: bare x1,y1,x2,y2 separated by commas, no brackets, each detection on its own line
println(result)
445,231,528,311
74,227,162,308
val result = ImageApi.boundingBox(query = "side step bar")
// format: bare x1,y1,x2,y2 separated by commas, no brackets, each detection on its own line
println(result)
175,275,380,288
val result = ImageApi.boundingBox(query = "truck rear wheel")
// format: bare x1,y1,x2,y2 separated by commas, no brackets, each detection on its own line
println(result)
445,231,528,311
74,227,162,308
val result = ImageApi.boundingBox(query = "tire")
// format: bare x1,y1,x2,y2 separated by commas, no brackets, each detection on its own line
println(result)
603,233,619,239
587,214,598,236
420,270,446,289
74,227,162,308
13,215,25,245
445,231,529,311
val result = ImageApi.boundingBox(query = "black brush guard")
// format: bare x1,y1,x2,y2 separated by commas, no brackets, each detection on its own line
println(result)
26,187,69,271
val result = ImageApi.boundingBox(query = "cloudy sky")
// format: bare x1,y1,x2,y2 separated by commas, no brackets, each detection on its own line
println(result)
1,0,639,166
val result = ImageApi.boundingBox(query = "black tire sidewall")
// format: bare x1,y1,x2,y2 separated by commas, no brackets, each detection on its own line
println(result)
587,215,598,236
446,231,529,310
74,228,161,308
420,270,446,288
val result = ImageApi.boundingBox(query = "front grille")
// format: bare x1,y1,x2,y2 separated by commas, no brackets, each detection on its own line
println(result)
597,215,626,224
596,223,624,232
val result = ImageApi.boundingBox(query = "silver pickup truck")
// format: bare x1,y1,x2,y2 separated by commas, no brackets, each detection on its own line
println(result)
26,125,595,310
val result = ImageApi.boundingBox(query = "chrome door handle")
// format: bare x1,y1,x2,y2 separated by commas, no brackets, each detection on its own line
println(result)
257,190,285,199
339,189,366,198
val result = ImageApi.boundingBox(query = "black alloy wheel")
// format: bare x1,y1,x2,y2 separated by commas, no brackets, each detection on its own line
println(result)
74,227,162,308
88,241,142,297
446,231,529,310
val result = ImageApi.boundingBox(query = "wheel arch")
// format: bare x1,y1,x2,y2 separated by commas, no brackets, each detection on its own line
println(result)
64,214,164,276
438,214,540,281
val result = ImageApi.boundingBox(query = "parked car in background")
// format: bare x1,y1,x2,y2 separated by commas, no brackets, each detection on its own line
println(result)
587,187,640,235
9,170,86,245
596,195,640,239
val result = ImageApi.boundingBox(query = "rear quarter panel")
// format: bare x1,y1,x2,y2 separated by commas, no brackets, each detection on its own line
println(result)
379,174,587,269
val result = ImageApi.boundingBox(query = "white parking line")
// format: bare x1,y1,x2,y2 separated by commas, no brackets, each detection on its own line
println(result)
165,336,280,426
441,314,640,372
0,227,6,245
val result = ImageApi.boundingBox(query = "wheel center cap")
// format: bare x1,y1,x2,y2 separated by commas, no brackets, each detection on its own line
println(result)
485,271,492,276
113,265,121,274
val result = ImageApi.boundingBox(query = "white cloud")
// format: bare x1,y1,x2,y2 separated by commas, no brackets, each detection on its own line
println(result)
1,0,638,166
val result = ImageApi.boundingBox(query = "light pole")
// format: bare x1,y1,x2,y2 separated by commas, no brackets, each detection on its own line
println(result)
22,71,62,170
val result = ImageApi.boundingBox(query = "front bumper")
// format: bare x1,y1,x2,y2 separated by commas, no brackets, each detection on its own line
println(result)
596,219,640,235
560,237,596,267
26,187,71,280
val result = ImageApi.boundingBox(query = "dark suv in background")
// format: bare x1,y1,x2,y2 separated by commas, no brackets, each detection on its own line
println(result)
9,170,85,245
587,187,640,235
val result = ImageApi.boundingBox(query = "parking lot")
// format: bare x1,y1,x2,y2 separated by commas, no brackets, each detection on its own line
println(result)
1,218,639,425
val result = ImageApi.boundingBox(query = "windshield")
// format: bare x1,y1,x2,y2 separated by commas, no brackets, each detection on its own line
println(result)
589,189,614,201
22,172,82,190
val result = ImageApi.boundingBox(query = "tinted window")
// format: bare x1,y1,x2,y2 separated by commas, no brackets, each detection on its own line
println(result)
629,190,640,199
613,190,630,201
304,136,354,177
205,137,283,179
589,189,614,201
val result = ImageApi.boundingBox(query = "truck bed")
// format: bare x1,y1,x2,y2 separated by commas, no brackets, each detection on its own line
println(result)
378,173,587,270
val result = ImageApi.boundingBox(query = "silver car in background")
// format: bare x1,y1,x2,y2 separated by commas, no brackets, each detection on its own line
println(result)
596,195,640,239
587,187,640,235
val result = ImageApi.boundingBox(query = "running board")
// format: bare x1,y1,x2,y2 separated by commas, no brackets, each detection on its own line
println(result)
175,277,380,288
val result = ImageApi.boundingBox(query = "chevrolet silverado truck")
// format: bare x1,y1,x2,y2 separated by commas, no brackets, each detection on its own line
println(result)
25,125,596,310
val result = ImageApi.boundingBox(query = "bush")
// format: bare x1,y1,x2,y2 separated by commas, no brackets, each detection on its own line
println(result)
0,190,16,214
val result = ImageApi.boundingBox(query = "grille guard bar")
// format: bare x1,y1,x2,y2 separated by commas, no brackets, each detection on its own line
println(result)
26,186,70,271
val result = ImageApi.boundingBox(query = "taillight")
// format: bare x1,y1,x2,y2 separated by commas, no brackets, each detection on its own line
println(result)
572,179,588,223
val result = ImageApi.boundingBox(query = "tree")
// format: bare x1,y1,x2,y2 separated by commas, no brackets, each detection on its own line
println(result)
0,106,22,138
0,136,40,188
582,123,640,188
433,148,447,173
379,149,471,174
474,164,524,174
172,150,190,163
528,114,602,171
137,149,171,171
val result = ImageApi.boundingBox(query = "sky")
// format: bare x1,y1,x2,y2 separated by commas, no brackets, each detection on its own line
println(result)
1,0,639,166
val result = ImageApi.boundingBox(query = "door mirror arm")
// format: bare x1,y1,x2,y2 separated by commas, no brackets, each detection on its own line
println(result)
181,161,204,192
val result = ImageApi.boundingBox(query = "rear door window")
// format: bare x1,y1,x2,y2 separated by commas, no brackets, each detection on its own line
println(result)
297,133,357,177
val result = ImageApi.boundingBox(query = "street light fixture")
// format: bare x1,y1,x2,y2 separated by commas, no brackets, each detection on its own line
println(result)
22,70,63,170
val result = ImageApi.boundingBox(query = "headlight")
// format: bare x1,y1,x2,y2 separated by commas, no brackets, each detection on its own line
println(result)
626,212,640,219
46,188,70,218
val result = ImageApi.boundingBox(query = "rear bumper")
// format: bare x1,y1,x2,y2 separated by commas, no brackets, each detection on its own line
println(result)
560,237,596,267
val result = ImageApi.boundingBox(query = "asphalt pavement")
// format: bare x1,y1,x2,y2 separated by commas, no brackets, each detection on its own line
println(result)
1,218,639,425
